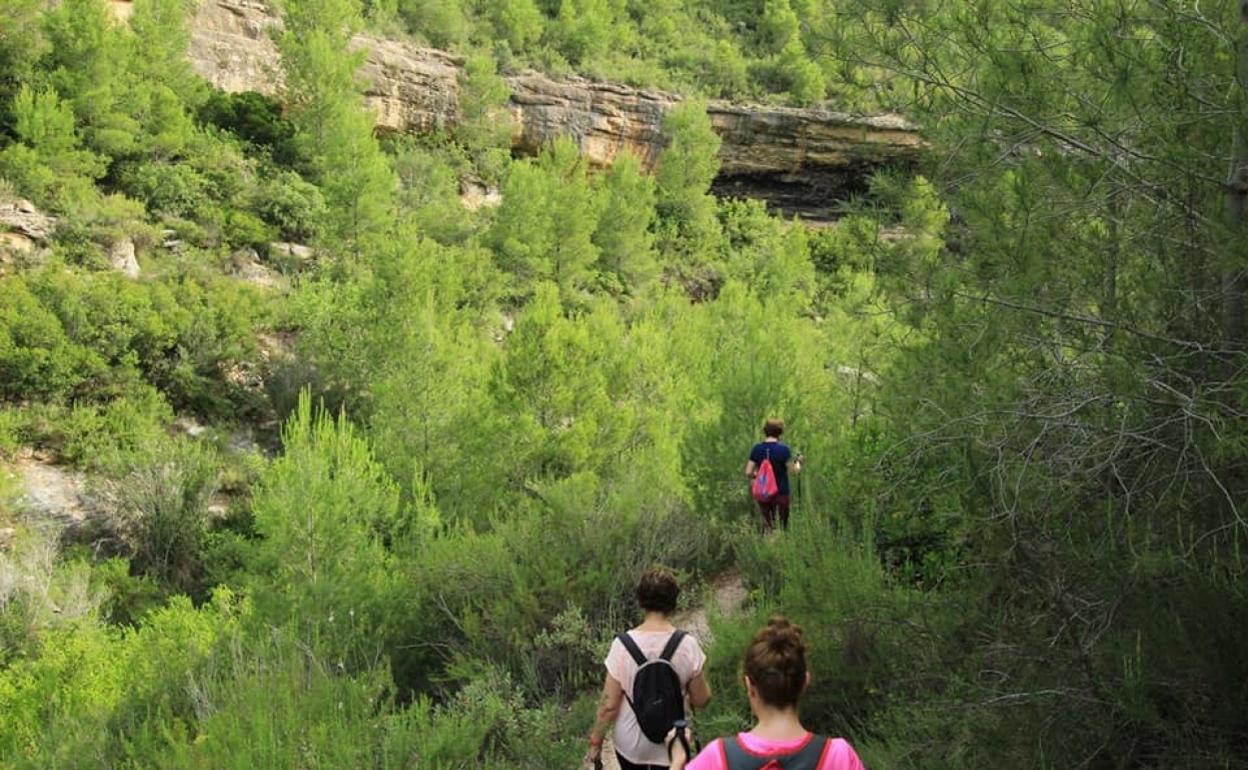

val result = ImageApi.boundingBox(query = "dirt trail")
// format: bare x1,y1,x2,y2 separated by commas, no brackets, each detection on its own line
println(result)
583,571,748,770
671,570,748,642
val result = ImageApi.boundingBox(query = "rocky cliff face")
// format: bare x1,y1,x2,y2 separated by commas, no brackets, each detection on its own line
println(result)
169,0,923,222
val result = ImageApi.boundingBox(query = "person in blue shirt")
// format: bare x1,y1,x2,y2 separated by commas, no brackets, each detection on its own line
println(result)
745,419,802,531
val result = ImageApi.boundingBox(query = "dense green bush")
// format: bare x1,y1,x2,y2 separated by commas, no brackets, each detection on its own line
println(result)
196,91,298,161
0,276,104,401
251,169,327,243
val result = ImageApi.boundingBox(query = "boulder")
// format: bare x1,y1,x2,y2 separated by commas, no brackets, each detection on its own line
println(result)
10,452,98,533
108,238,140,278
459,178,502,210
0,231,36,254
230,247,283,288
268,241,313,262
0,198,56,241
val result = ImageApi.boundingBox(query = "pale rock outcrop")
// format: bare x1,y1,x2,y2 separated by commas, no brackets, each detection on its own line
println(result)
0,230,36,270
459,178,503,210
0,198,57,241
230,247,284,288
9,451,98,536
1,198,56,270
171,0,925,221
268,241,314,263
108,238,141,278
109,0,133,22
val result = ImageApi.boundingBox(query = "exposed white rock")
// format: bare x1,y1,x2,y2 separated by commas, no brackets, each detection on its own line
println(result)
268,241,314,262
0,232,36,254
0,198,57,241
108,238,141,278
460,178,503,210
233,257,283,289
175,416,210,438
9,452,97,532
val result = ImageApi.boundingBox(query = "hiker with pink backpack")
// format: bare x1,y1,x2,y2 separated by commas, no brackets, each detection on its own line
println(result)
746,419,803,532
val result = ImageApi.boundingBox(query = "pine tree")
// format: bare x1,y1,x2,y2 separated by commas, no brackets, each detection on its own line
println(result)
42,0,139,157
593,153,658,294
278,0,395,257
252,392,399,662
0,85,107,207
486,0,545,52
490,138,600,301
455,54,513,181
0,0,48,134
655,101,723,269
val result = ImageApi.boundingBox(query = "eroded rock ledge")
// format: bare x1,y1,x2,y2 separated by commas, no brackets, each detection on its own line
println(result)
180,0,923,222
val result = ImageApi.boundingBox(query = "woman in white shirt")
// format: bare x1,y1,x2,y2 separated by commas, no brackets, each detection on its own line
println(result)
586,567,713,769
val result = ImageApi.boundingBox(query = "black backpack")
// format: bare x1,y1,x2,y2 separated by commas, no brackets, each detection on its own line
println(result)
617,630,688,744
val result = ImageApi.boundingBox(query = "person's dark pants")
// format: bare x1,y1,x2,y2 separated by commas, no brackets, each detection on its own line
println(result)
616,751,667,770
758,494,791,531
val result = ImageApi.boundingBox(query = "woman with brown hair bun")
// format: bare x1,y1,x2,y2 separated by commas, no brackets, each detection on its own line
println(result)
668,616,865,770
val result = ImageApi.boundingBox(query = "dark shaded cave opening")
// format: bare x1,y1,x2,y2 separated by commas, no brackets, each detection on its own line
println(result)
710,162,891,226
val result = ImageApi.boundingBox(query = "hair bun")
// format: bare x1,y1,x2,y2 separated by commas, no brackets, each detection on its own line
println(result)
762,616,804,652
745,616,808,708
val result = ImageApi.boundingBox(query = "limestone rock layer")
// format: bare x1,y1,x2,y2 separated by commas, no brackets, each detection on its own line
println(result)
181,0,924,221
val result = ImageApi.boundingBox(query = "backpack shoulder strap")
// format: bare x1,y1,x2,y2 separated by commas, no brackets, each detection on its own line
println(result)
722,733,829,770
659,629,687,662
616,632,648,666
722,735,766,770
789,735,830,770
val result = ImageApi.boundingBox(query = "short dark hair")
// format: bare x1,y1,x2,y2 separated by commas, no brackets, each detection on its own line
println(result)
763,419,785,438
745,616,807,708
636,566,679,614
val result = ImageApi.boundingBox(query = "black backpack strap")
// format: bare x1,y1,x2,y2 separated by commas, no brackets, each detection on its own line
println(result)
723,735,765,770
789,735,830,770
723,734,829,770
616,632,648,666
659,629,687,663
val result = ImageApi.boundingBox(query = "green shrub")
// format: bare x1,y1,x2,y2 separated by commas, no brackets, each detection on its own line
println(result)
51,385,174,469
0,276,104,401
91,557,166,627
0,587,245,768
723,509,950,741
117,161,212,219
196,91,298,161
222,208,276,250
107,438,220,596
399,0,469,47
0,408,20,458
251,169,326,243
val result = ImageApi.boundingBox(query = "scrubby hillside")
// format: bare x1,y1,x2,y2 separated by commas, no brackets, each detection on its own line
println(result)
2,0,1247,768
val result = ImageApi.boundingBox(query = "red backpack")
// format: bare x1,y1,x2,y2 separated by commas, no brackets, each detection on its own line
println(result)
751,448,779,502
